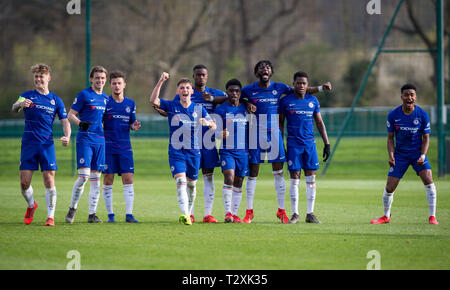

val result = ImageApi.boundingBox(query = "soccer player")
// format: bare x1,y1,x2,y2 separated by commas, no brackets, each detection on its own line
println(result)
370,84,438,225
150,72,216,225
279,71,330,224
240,60,331,223
215,79,249,223
65,66,109,223
102,70,141,223
155,65,227,223
11,64,71,226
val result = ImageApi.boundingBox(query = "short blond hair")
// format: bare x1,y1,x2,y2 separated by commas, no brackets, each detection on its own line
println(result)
31,64,51,75
89,65,108,79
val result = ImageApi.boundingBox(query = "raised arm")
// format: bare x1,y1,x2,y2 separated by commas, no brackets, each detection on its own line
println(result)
306,82,332,95
149,72,170,107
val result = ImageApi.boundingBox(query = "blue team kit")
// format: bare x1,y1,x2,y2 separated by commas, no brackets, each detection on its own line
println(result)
159,97,212,180
103,97,137,175
279,93,321,172
174,87,226,169
71,87,109,170
386,105,432,178
19,90,67,171
215,101,249,177
241,81,291,164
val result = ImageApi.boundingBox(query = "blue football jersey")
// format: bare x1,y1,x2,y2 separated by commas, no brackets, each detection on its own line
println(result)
214,101,248,152
20,90,67,145
159,98,211,151
241,81,292,131
387,105,431,153
173,87,226,114
279,93,320,147
103,97,137,154
71,87,109,144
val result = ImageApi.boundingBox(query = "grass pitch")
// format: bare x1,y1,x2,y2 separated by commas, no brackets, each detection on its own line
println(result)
0,137,449,270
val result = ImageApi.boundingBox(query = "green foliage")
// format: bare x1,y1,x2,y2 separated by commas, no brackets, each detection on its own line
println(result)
342,59,378,106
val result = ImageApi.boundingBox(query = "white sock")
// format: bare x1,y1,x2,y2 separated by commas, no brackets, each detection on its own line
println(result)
88,171,101,215
273,170,286,209
231,187,243,216
21,185,35,208
203,174,215,216
70,168,90,209
45,187,57,218
223,184,233,213
176,177,189,214
103,185,114,215
305,175,316,214
289,179,300,215
187,180,197,215
383,188,394,218
246,177,257,210
123,184,134,215
424,183,437,217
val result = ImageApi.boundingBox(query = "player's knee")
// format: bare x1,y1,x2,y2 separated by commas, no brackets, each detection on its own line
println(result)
187,180,197,189
76,168,90,186
20,181,31,191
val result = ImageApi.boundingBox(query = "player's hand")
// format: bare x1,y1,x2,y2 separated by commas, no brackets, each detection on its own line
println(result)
222,129,230,139
388,156,395,167
417,155,425,166
322,82,332,91
131,120,141,131
20,99,33,108
160,72,170,82
245,103,257,113
79,121,91,131
202,92,213,102
59,136,70,147
323,144,330,162
153,105,168,117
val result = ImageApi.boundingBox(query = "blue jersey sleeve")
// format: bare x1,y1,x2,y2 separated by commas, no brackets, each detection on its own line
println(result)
387,111,395,133
421,111,431,135
130,101,137,124
56,97,68,120
279,83,293,95
314,97,320,114
159,98,170,112
202,106,212,121
71,91,85,113
278,97,287,115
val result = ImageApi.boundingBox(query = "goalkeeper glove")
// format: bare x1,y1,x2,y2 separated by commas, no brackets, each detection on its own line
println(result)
79,121,91,131
323,144,330,162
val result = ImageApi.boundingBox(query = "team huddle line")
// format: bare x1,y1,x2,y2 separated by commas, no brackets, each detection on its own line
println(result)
12,60,439,226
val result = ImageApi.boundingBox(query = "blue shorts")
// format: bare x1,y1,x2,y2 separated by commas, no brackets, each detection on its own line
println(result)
287,145,319,172
249,131,286,164
388,151,432,179
20,143,57,171
200,147,220,169
169,149,201,180
220,150,249,177
76,142,105,171
104,150,134,175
